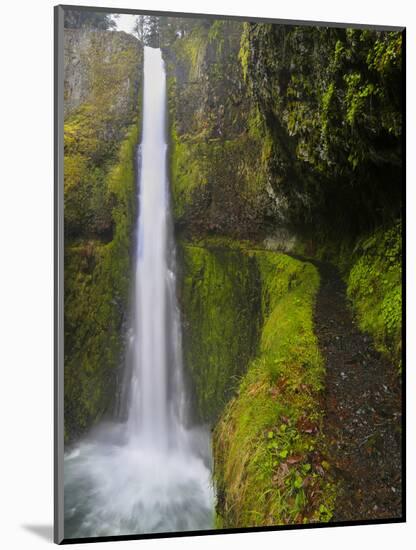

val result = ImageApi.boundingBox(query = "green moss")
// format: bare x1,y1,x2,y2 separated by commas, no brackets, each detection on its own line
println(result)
307,221,402,369
63,32,143,443
174,28,209,81
64,123,139,443
239,24,250,82
239,25,402,232
169,121,269,235
346,222,402,367
179,238,336,523
166,20,274,238
213,250,336,528
64,34,142,239
170,126,208,221
179,243,260,422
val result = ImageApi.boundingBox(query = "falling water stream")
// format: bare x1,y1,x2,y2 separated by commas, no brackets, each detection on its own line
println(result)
64,47,214,538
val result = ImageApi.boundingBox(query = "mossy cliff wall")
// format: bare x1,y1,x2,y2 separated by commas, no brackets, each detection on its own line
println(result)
163,20,402,370
164,22,402,238
164,21,276,239
214,250,336,527
343,222,402,368
178,242,260,422
241,25,402,234
161,18,402,525
179,241,336,525
242,25,403,366
64,29,143,442
239,25,403,365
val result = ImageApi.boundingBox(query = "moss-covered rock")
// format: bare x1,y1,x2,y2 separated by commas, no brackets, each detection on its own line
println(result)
164,21,402,241
241,24,403,234
346,222,402,368
170,128,270,237
176,234,336,525
178,242,260,422
64,30,143,443
213,249,336,527
164,18,402,376
298,220,402,369
161,17,401,526
161,19,401,526
165,21,277,239
64,29,143,239
64,29,142,122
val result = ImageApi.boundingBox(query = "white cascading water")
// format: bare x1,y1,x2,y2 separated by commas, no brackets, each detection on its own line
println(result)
129,45,172,448
64,47,214,538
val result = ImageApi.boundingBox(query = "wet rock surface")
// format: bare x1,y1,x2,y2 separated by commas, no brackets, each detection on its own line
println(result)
313,260,402,521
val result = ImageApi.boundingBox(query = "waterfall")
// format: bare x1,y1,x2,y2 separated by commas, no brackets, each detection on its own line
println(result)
128,47,186,450
63,47,214,539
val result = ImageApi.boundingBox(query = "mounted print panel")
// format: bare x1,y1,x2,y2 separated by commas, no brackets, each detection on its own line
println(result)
54,4,405,544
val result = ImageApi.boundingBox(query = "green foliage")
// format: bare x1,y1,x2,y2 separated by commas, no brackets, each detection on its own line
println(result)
213,249,336,528
367,33,402,74
347,222,402,367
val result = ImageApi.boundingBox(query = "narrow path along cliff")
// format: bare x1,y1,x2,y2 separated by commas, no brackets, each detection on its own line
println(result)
309,259,402,521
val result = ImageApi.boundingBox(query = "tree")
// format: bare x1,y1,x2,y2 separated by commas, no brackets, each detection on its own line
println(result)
132,16,145,42
64,9,117,30
145,16,160,47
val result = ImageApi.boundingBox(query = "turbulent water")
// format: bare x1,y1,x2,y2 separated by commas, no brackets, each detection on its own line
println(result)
64,47,214,539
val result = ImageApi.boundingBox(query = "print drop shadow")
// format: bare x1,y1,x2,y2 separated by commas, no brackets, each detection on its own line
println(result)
22,524,53,542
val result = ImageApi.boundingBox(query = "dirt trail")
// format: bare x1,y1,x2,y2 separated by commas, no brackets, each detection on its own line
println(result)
310,260,403,521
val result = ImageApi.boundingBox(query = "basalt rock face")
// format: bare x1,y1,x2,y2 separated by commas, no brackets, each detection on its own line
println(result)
64,29,143,240
235,24,402,236
64,29,142,125
163,22,403,373
63,29,143,443
164,22,402,241
164,21,278,240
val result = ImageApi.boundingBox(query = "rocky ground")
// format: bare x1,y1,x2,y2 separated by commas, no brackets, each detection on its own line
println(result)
312,260,403,522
